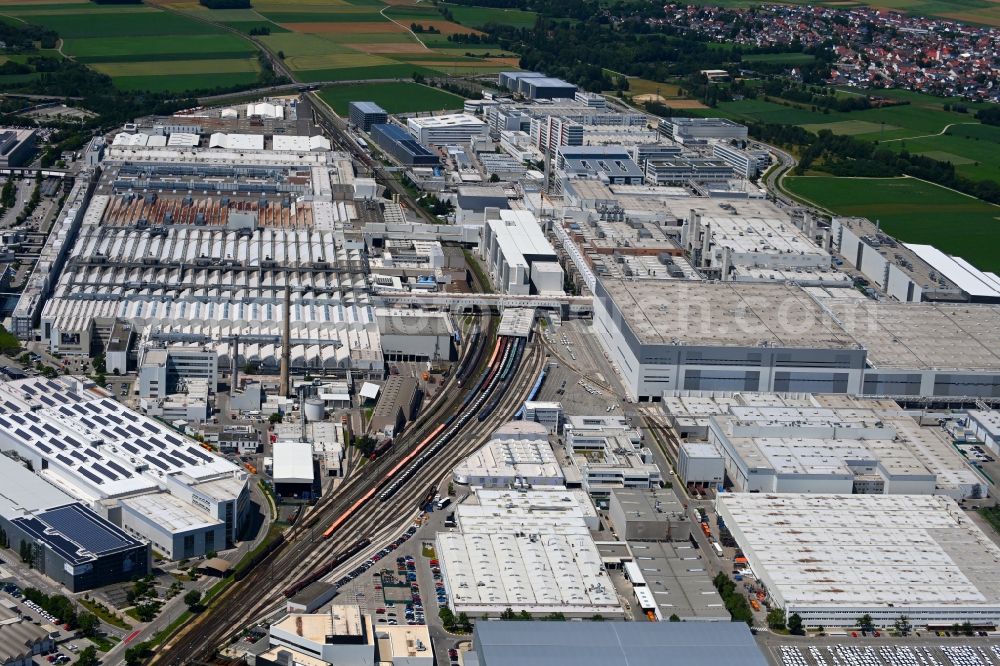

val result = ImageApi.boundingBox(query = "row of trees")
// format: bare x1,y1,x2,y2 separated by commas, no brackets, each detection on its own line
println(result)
712,572,753,625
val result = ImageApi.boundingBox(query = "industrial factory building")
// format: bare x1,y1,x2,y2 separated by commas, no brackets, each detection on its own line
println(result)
0,129,37,168
0,455,150,592
592,279,866,401
35,128,384,376
467,621,767,666
0,376,250,559
452,421,563,487
716,493,1000,628
706,395,987,499
436,484,624,619
479,211,564,296
348,101,388,132
370,124,440,167
406,114,489,147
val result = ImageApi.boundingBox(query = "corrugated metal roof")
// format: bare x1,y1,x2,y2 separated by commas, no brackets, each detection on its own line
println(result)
472,622,768,666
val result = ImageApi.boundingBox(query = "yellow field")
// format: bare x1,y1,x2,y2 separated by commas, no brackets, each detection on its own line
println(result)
626,78,683,97
93,57,259,77
354,42,429,54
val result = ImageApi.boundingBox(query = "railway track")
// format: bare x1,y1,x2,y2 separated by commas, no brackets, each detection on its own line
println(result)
155,334,542,665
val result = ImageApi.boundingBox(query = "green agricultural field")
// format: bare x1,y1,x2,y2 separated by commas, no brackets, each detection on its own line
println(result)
785,176,1000,271
111,71,261,93
319,81,464,114
19,9,220,38
296,63,438,82
258,11,386,23
443,4,538,28
63,34,255,62
880,123,1000,182
800,120,901,136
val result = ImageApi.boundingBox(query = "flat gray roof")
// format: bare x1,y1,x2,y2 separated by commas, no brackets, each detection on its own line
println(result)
599,279,857,349
472,621,767,666
0,454,74,519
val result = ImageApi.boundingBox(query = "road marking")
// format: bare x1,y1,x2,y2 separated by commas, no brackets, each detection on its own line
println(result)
124,629,141,643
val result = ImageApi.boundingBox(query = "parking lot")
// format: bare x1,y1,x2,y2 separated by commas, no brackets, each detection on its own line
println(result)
774,643,1000,666
1,583,81,665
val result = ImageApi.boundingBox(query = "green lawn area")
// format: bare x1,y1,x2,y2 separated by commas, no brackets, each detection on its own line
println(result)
785,176,1000,271
319,81,465,114
443,3,538,28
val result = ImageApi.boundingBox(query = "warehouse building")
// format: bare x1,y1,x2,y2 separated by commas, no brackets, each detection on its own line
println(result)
452,421,563,487
120,492,224,561
830,217,968,303
706,397,987,498
370,123,440,167
677,442,725,489
0,376,250,556
592,279,866,402
557,146,645,185
271,440,318,500
608,488,690,541
377,309,454,362
520,77,577,100
624,541,729,621
666,118,748,143
467,621,767,666
369,375,419,438
716,493,1000,628
498,71,545,93
436,485,622,618
349,101,388,133
479,210,564,295
407,114,489,147
643,158,734,186
0,454,150,591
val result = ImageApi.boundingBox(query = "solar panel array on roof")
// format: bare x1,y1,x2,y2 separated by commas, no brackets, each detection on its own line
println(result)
12,503,144,565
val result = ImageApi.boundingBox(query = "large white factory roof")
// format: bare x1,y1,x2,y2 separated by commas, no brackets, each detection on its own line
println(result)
456,488,599,531
272,135,331,152
272,441,315,485
407,113,485,130
716,493,1000,611
905,243,1000,300
120,492,222,533
209,132,265,151
452,435,563,486
710,402,985,497
437,529,620,617
0,377,245,502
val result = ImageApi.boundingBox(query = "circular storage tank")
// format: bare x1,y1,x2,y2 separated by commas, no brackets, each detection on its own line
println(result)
304,398,326,422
